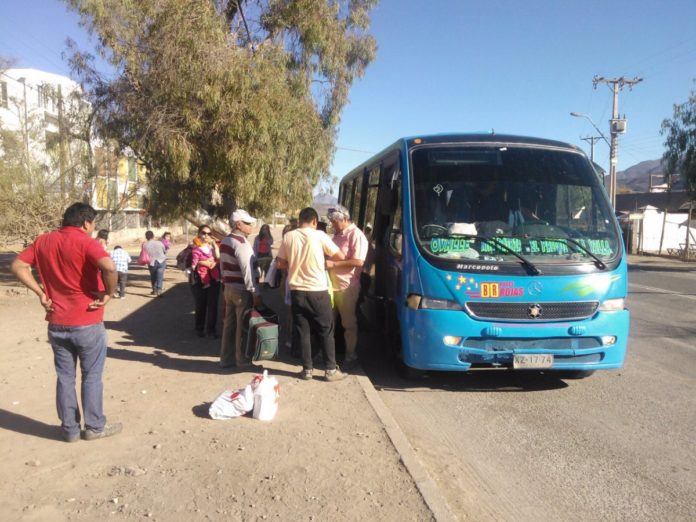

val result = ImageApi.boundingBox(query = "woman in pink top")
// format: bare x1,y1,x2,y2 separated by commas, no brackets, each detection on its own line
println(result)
191,225,220,337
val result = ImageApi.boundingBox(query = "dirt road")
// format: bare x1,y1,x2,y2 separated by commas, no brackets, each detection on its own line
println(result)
0,254,432,521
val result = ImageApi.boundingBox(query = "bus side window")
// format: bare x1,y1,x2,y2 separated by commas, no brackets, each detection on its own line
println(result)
363,165,381,236
389,170,403,257
351,172,364,227
342,179,355,213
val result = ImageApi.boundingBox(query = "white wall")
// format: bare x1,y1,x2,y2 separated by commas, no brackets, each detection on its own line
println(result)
638,208,690,253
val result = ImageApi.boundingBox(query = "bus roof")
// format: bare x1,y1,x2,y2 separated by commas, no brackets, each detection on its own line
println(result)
340,133,584,180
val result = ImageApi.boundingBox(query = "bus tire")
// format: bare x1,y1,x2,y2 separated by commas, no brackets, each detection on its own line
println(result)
558,370,595,380
397,359,427,380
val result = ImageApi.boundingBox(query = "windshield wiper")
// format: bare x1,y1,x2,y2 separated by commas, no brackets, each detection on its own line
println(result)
524,236,607,270
450,234,541,275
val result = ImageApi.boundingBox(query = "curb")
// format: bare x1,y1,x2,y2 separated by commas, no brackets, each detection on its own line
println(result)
355,373,458,522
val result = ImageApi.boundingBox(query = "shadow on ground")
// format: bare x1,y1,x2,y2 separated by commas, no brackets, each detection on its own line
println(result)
628,264,696,274
105,265,303,378
0,408,63,442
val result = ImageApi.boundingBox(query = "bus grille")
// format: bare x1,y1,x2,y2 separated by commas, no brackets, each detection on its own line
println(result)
465,301,599,321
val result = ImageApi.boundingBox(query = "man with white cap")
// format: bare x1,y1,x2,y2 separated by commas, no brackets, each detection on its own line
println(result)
219,209,263,368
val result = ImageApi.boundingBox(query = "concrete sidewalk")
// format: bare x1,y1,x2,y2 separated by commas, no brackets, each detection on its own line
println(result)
627,253,696,271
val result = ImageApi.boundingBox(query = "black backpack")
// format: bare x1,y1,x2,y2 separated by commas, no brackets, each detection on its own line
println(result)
176,246,193,271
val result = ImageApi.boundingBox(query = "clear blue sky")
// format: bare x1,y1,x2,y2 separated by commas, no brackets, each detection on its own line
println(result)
2,0,695,192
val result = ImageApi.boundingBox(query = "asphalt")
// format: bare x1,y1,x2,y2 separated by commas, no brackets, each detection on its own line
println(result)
348,252,696,522
2,242,688,522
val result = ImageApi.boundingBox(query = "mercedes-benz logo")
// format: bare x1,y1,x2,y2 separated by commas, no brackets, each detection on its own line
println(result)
528,304,543,319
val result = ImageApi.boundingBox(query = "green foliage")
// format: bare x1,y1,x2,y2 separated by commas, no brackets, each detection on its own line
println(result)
661,82,696,197
0,74,92,245
65,0,377,219
0,127,84,246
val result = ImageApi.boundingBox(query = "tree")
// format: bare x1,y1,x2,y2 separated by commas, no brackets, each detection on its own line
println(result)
65,0,377,218
661,83,696,197
0,65,94,246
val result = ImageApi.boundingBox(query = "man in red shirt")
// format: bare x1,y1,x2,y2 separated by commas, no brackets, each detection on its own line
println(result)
11,202,121,442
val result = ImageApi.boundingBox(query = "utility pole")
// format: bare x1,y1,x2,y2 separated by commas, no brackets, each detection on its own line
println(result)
592,76,643,208
580,136,602,162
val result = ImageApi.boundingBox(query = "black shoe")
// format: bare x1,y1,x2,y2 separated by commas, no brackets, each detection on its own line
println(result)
297,368,313,380
196,330,205,337
342,359,359,372
207,331,218,339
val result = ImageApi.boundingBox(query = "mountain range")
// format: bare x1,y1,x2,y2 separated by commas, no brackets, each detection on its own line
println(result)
617,158,684,192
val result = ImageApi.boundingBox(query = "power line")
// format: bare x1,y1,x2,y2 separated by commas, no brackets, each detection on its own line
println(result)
336,146,376,154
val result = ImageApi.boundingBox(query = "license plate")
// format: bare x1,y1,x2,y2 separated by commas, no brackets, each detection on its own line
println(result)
513,354,554,369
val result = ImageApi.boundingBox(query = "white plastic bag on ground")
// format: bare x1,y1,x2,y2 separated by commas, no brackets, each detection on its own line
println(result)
252,370,280,421
209,384,255,420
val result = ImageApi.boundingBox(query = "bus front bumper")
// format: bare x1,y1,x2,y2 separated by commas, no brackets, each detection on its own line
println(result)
401,308,630,372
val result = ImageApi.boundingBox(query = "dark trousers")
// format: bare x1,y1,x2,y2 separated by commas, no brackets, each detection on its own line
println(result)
117,271,128,297
48,322,108,438
291,290,336,371
192,280,220,334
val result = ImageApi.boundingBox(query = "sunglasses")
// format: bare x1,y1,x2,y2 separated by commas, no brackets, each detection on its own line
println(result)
200,231,212,235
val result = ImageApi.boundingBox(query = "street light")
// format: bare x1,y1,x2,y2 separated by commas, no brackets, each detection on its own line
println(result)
570,112,610,146
570,111,615,207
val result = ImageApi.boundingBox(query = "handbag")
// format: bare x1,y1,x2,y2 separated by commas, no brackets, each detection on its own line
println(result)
137,243,150,266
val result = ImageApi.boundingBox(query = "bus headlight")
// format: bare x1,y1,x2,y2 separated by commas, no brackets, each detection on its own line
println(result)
406,294,463,310
599,298,625,311
443,336,463,346
601,336,617,346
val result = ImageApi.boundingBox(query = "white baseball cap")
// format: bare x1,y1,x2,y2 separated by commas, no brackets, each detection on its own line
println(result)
231,209,257,224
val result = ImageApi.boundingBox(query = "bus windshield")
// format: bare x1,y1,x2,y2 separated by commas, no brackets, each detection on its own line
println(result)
410,144,620,265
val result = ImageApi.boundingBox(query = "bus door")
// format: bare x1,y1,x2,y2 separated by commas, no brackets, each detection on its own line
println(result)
364,155,402,335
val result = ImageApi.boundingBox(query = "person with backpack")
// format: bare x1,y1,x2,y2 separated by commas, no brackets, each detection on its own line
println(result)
220,210,263,368
190,225,220,338
253,224,274,281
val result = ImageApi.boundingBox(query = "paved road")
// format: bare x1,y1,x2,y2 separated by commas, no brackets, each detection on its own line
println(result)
361,263,696,521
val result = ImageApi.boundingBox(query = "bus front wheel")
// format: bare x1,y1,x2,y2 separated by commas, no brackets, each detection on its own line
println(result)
397,359,427,380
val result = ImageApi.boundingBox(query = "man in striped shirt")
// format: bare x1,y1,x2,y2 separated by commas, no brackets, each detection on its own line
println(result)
219,209,263,368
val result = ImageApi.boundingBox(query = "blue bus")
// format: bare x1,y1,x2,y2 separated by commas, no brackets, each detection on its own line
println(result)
338,134,629,378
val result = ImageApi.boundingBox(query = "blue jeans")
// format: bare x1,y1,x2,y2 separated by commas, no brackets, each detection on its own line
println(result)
148,260,166,292
48,322,108,438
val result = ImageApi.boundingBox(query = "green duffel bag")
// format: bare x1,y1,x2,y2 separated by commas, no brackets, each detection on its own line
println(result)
242,307,278,358
247,321,279,361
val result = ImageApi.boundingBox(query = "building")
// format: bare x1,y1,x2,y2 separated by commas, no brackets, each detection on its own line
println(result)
1,67,150,235
616,191,695,255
